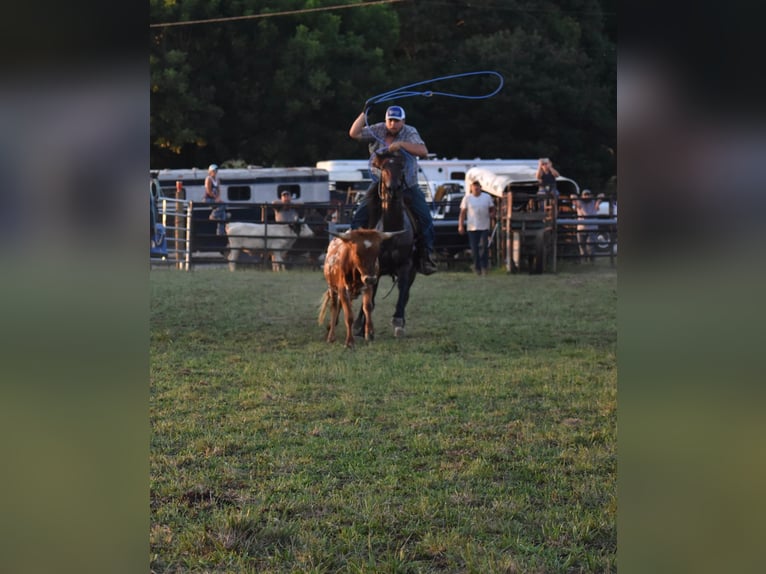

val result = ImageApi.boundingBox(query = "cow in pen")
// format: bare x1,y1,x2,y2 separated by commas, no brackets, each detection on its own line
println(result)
318,229,403,348
225,221,314,271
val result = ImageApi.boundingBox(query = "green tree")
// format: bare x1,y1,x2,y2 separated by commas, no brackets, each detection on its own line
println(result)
150,0,398,167
390,0,615,189
149,0,615,190
149,0,231,163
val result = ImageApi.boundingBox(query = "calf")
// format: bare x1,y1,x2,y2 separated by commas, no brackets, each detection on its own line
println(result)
225,221,314,271
318,229,402,348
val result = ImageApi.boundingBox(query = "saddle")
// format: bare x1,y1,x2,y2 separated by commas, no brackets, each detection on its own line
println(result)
402,199,420,236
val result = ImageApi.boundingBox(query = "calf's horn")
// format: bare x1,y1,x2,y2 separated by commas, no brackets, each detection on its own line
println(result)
378,230,406,240
327,229,352,241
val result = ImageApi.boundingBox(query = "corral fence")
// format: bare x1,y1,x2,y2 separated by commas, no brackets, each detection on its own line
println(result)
151,194,617,273
556,196,618,266
152,197,193,270
496,191,618,274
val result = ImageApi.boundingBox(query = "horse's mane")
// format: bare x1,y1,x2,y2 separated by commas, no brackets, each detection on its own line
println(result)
368,152,406,228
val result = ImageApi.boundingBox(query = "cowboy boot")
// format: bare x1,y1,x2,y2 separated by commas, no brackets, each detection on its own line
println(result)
419,244,438,275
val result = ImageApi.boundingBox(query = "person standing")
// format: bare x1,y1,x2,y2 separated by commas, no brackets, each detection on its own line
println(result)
570,189,604,262
348,105,437,275
272,190,300,222
536,157,560,196
458,180,496,276
205,164,226,235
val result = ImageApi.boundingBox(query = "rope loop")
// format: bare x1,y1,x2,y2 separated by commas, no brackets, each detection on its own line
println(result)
361,71,505,190
366,70,504,106
362,70,504,141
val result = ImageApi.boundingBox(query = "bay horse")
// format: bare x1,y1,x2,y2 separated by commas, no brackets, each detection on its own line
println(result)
353,150,417,338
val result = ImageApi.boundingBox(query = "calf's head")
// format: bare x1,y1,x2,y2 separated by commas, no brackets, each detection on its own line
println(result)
329,229,404,285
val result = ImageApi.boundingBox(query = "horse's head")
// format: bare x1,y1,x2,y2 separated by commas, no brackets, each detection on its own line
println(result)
372,151,406,195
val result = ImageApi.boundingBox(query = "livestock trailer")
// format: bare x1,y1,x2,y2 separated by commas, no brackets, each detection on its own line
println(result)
151,166,332,256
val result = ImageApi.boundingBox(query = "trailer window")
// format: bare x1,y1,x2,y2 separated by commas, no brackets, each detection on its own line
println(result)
227,185,251,201
277,184,300,200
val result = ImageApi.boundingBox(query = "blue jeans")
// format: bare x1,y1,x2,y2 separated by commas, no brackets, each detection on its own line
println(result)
206,197,226,236
467,229,489,271
351,182,434,251
577,229,595,259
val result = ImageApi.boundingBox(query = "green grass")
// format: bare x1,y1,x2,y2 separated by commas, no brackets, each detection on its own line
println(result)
151,263,616,573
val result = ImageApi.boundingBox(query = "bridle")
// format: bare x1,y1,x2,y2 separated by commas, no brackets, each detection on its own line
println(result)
376,156,406,210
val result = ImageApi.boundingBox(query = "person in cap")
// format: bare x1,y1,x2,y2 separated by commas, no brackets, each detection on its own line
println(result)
348,105,437,275
205,163,227,235
570,189,605,262
272,189,300,222
536,158,560,195
205,164,220,202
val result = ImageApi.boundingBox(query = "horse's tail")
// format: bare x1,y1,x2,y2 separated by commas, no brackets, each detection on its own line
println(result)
317,290,331,325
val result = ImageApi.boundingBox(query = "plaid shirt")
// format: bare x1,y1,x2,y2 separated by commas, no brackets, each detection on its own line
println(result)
357,123,425,188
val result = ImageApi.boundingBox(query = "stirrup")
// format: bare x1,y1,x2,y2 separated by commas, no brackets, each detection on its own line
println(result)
420,251,437,275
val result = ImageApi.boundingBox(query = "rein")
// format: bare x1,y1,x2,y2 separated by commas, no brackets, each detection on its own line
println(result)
375,157,406,219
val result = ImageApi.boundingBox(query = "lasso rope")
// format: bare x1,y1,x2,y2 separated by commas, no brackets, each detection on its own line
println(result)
361,71,504,190
363,70,503,150
364,70,504,107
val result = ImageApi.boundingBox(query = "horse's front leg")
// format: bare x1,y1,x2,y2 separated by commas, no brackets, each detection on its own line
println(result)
362,287,375,341
392,264,414,338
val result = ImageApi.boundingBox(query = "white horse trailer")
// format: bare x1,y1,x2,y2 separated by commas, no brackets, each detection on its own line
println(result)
152,166,331,204
314,160,371,204
316,157,543,196
151,166,332,260
464,165,580,197
418,158,545,185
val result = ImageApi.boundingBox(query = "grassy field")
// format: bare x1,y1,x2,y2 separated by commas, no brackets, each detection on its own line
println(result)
150,262,617,573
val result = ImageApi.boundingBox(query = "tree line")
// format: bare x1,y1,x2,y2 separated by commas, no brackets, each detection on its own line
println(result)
150,0,615,192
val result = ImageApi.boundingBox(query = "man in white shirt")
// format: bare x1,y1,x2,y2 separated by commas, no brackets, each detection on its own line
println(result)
458,180,496,276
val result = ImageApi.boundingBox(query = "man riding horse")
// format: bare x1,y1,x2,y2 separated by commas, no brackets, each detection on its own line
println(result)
348,105,438,275
351,150,418,339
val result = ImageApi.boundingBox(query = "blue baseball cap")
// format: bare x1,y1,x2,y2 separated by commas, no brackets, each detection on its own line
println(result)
385,106,405,121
